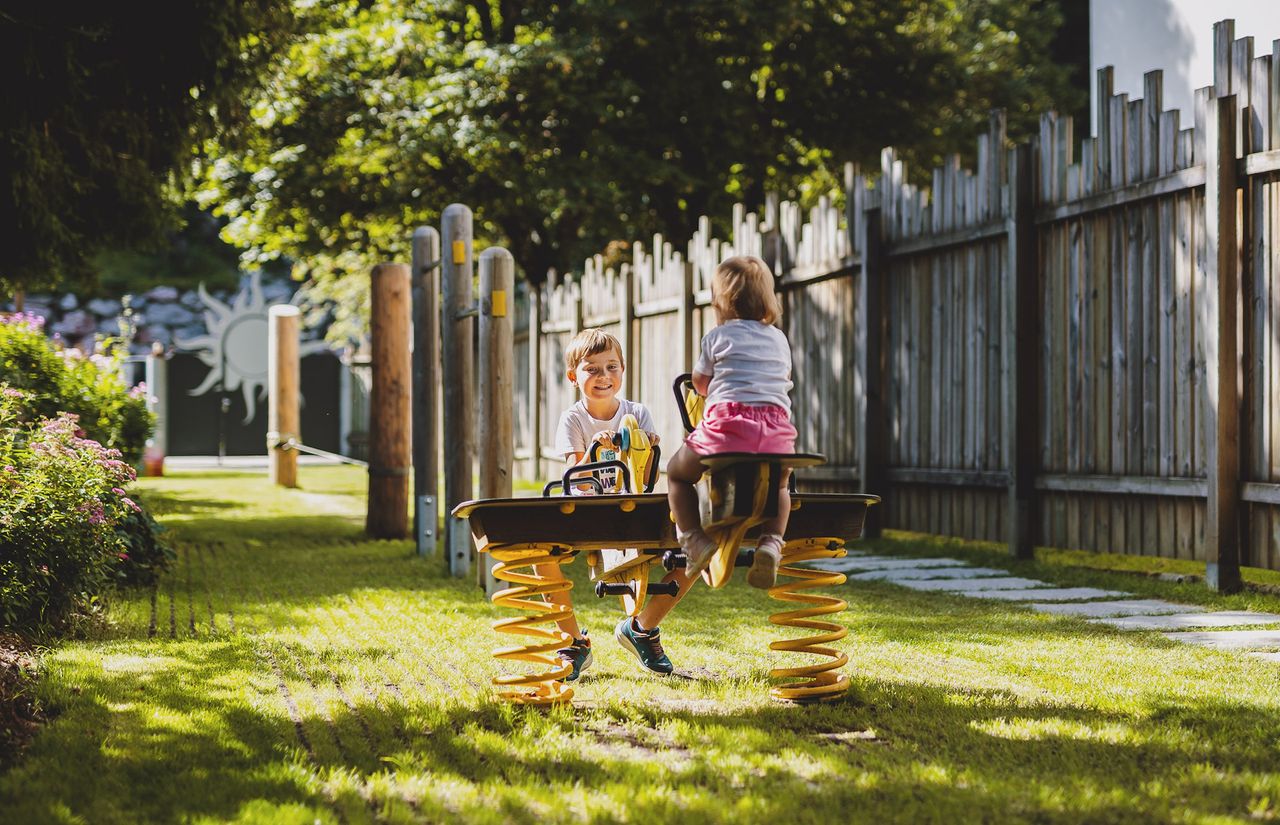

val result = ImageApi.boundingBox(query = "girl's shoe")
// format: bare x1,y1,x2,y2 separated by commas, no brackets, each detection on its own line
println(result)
680,529,717,578
746,534,784,589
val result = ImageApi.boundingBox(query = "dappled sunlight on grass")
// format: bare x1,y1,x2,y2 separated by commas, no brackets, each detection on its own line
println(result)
3,465,1280,822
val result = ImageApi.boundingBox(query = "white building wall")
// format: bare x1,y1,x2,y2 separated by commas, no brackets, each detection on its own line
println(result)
1090,0,1280,135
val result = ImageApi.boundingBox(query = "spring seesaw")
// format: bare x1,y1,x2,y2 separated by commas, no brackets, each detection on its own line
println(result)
451,376,879,706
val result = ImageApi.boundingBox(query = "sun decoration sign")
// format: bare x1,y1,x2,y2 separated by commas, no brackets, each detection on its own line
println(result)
176,272,328,423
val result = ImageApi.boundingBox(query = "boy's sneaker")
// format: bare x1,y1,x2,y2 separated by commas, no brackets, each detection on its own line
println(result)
614,617,674,675
746,534,784,589
556,633,593,682
680,529,717,578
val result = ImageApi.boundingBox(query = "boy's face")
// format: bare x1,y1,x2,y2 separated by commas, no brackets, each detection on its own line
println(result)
568,348,624,402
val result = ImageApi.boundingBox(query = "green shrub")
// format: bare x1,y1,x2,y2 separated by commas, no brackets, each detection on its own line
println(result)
0,312,152,462
0,390,139,633
112,503,175,589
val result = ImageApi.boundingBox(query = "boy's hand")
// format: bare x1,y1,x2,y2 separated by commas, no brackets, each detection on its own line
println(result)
646,431,661,445
591,429,616,448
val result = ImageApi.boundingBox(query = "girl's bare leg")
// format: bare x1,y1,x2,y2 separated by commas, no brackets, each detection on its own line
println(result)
759,471,791,537
666,446,708,535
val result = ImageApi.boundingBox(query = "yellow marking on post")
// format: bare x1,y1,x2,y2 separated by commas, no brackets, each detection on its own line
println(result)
452,240,467,264
559,502,575,515
491,290,507,317
619,499,636,513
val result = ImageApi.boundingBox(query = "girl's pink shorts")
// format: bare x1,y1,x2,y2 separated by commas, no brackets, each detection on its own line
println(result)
684,402,797,456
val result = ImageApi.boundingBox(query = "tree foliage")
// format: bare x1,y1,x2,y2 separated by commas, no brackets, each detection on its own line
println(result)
199,0,1082,307
0,3,293,296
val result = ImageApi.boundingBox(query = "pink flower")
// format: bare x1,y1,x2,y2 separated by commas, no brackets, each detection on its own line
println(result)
121,496,142,514
117,552,129,561
112,487,127,496
2,388,24,399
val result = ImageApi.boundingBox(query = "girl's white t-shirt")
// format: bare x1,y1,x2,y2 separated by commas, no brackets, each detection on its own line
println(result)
695,319,793,410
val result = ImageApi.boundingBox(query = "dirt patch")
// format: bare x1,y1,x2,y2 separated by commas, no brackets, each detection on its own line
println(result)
0,632,43,768
586,720,692,764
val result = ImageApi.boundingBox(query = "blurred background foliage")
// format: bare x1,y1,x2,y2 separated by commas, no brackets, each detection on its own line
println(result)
4,1,1087,341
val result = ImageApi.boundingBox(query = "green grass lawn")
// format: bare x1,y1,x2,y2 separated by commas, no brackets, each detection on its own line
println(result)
3,466,1280,823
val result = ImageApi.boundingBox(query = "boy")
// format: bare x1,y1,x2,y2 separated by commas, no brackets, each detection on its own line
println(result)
544,328,696,681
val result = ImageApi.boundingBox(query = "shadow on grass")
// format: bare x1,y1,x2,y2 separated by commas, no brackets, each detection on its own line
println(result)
8,632,1276,823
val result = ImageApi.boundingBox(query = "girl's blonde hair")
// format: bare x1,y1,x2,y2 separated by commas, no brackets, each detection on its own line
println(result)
711,255,782,325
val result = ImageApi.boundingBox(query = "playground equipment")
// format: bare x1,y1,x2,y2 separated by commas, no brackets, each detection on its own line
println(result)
452,380,879,706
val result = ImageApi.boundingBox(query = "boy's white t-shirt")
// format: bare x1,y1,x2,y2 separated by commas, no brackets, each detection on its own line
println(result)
695,319,793,410
553,398,656,461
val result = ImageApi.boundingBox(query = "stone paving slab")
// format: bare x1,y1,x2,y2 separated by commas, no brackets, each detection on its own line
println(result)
1092,611,1280,631
807,557,966,572
895,576,1048,592
849,566,1011,582
959,587,1130,601
1163,630,1280,650
1249,652,1280,663
1027,599,1198,617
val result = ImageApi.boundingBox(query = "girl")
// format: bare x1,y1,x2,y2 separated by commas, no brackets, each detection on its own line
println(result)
666,255,796,589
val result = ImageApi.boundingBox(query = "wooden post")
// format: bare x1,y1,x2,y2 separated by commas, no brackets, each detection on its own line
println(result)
366,263,412,539
479,247,514,595
412,225,441,557
1005,144,1039,558
857,181,890,536
268,305,301,489
1203,95,1242,592
528,284,543,481
441,204,475,577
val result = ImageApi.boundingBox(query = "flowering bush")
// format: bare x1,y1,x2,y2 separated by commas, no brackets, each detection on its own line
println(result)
0,312,152,462
0,389,152,632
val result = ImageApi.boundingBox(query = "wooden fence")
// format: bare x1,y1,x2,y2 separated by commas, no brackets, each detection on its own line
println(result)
507,19,1280,584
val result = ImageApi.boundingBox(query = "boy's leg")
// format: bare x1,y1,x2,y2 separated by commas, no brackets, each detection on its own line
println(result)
635,566,698,629
532,562,584,640
532,561,593,681
616,447,708,675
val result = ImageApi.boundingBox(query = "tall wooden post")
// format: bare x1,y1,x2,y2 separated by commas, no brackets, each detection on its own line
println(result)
268,305,300,488
527,284,543,481
441,204,475,577
366,263,412,539
1204,95,1242,592
1005,144,1039,558
412,226,441,557
479,247,514,595
856,196,889,538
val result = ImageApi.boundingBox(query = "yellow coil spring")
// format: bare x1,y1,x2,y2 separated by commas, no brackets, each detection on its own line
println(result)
767,537,850,702
488,543,576,705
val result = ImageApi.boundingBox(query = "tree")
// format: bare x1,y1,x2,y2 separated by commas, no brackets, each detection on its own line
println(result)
198,0,1082,322
0,3,293,297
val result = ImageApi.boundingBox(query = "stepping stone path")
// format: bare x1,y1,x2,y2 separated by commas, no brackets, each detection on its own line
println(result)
811,552,1280,663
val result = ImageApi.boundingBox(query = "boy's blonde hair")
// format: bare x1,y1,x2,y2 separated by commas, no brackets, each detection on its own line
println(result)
711,255,782,325
564,328,625,371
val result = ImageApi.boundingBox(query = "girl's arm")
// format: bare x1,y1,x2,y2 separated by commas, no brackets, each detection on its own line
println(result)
691,371,711,396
